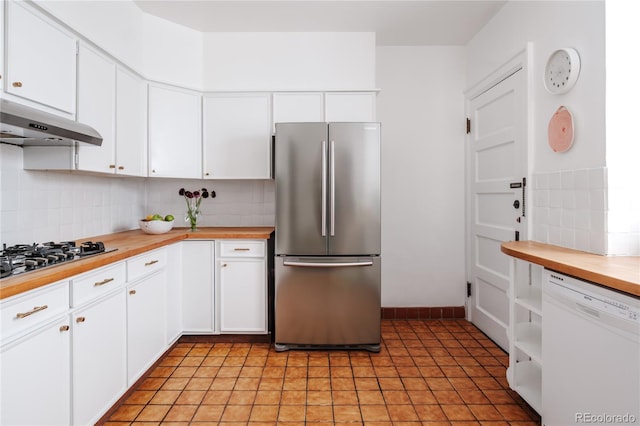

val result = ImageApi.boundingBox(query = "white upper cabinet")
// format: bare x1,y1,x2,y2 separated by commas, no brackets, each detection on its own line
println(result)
148,84,202,178
115,67,147,176
325,92,377,122
203,93,272,179
76,43,116,174
273,92,325,128
5,1,77,114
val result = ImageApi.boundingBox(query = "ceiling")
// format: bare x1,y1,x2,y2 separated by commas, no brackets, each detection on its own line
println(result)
133,0,506,46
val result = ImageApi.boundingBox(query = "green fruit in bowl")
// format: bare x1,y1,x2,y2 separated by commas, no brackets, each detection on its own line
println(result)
164,214,174,222
152,214,163,221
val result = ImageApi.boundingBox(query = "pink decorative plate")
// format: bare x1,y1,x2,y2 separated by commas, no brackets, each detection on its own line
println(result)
548,106,574,153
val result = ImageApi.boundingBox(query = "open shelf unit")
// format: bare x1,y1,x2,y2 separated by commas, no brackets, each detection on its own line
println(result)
507,258,542,415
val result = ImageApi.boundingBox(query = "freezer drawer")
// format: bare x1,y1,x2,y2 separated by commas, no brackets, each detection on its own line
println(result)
274,256,381,351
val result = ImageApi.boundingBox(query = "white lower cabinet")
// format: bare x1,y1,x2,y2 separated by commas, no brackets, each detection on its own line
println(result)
127,271,166,384
217,240,268,333
126,247,168,384
181,241,215,333
0,281,71,426
0,238,270,423
72,290,127,426
0,316,71,426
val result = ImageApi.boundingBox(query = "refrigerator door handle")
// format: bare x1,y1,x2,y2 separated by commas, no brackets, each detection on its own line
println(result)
283,260,373,268
321,140,327,237
330,140,336,236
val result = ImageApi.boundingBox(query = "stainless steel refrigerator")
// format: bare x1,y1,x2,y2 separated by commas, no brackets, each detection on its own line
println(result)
274,122,381,352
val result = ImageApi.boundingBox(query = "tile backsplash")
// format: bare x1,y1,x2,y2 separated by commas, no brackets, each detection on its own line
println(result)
532,166,639,256
532,168,608,254
0,144,275,246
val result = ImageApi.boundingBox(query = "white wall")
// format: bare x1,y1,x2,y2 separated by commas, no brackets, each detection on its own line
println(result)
605,0,640,255
202,32,376,91
376,46,466,307
35,0,204,89
465,1,637,255
467,1,605,173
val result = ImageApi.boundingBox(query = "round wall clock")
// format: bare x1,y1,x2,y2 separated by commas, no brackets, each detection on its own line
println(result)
544,48,581,94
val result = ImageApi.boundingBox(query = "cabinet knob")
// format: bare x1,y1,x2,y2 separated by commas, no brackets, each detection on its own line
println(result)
109,164,116,169
76,317,86,323
129,289,136,295
118,166,124,170
152,169,156,173
12,81,22,87
222,263,227,267
205,172,210,176
59,325,70,332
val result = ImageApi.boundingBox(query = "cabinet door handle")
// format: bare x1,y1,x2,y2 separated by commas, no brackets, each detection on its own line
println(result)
12,81,23,87
221,263,227,267
144,260,159,267
59,325,70,332
76,317,86,323
118,166,124,170
233,248,250,252
129,289,136,295
15,305,48,319
109,164,116,169
94,277,114,287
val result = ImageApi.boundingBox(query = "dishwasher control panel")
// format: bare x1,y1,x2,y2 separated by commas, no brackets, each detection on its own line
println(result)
546,270,640,325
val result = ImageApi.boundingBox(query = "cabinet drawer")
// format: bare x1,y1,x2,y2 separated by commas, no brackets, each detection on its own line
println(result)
1,281,69,342
127,248,167,282
218,240,265,258
71,263,126,307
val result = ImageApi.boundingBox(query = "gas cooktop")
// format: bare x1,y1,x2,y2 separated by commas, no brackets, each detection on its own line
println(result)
0,241,117,279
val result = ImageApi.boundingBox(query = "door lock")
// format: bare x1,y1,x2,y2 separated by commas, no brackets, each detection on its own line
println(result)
513,200,520,209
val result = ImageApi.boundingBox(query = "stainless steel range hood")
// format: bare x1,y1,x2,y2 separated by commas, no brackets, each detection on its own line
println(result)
0,98,102,146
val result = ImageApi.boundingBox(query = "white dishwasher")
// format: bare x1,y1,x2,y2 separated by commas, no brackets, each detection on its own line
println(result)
543,269,640,425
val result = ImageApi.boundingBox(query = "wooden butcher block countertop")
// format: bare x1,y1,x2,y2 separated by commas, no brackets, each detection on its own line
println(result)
501,240,640,297
0,227,275,300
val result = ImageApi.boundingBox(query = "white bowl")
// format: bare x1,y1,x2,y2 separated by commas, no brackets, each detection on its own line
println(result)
139,219,174,234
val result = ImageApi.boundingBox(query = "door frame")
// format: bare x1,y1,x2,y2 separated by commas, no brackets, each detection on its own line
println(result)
464,45,533,324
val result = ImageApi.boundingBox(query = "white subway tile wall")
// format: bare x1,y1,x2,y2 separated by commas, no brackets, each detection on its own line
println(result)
0,145,275,246
145,178,275,228
1,145,146,245
533,167,609,255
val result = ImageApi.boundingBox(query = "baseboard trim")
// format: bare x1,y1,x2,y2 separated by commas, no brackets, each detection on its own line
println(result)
381,306,465,320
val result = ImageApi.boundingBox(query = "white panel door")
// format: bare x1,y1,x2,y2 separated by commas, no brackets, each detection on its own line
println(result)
466,67,527,351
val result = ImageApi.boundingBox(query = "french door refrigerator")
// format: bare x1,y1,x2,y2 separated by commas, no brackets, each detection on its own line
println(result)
274,122,381,352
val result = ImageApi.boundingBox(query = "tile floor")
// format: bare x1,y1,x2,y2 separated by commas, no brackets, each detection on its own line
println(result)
102,319,541,425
